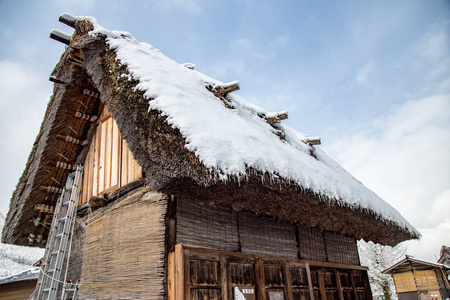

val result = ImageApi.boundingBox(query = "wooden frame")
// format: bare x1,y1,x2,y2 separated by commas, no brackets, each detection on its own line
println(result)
168,245,371,300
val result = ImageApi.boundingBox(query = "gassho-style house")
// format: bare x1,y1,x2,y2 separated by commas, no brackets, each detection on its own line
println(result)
2,13,420,300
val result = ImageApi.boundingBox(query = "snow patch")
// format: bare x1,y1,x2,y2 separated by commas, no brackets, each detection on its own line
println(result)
62,14,419,237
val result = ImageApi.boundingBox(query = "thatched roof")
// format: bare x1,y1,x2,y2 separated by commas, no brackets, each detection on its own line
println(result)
2,14,419,247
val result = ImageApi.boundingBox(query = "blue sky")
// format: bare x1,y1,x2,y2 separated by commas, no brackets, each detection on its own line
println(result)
0,0,449,262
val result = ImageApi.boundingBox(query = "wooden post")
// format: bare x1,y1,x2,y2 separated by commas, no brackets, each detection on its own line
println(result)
335,270,344,300
50,29,71,45
349,270,358,300
318,269,327,300
168,251,175,300
283,262,293,300
174,244,185,300
255,258,266,300
220,255,229,300
305,264,314,300
59,13,77,28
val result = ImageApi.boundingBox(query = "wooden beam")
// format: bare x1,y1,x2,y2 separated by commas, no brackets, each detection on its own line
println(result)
49,76,68,85
65,109,98,122
283,261,293,300
59,13,77,28
182,63,196,70
318,269,327,300
34,203,55,214
39,185,63,193
168,251,175,300
220,255,229,300
264,112,289,124
223,81,240,94
255,258,266,300
48,160,77,170
50,29,71,45
174,244,185,300
305,137,321,146
56,134,88,146
305,263,315,300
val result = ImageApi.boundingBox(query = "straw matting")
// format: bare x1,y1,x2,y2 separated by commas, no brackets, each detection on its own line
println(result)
79,190,167,299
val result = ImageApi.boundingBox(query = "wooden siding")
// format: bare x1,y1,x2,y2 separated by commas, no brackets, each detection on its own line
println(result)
176,199,360,265
0,280,36,300
177,199,240,252
79,107,142,205
79,190,167,299
168,246,372,300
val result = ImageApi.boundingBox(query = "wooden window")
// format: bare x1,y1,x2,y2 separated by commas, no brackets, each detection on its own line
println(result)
79,107,143,205
168,246,372,300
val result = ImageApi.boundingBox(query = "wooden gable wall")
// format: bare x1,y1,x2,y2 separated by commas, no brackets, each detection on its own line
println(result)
79,106,142,205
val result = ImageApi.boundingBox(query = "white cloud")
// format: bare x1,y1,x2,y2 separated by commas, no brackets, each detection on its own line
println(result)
0,61,50,215
354,60,375,86
324,94,450,262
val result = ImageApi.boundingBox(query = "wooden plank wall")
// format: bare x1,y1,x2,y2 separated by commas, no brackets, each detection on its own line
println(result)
79,107,142,205
0,280,36,300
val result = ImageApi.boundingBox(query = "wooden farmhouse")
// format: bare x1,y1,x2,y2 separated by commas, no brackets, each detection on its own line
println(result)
383,256,450,300
2,14,420,300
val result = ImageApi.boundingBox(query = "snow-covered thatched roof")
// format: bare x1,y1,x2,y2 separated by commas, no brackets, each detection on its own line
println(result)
2,14,419,247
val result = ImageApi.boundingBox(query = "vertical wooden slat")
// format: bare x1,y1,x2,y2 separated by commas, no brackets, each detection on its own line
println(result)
175,244,185,300
255,258,266,300
220,255,229,300
184,249,190,300
350,270,358,300
168,251,175,300
336,270,344,300
111,120,119,187
305,263,314,300
105,118,112,188
98,120,106,192
284,262,293,300
92,125,99,196
121,140,129,186
318,269,326,300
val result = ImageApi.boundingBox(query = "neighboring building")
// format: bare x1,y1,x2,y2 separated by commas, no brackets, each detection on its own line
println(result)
438,246,450,267
1,14,420,299
0,268,39,300
383,256,450,300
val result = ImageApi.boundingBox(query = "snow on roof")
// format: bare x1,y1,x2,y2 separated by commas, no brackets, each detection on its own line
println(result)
68,14,418,237
0,267,39,285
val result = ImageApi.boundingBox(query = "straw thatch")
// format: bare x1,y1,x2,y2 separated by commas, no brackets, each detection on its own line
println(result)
2,17,418,248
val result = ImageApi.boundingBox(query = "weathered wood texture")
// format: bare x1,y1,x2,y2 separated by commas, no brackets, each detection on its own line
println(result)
177,199,360,265
79,106,142,205
0,280,36,300
79,189,167,299
169,246,372,300
238,211,297,259
177,199,240,252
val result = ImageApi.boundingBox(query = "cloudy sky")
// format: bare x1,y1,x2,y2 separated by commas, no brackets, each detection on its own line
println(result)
0,0,449,262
